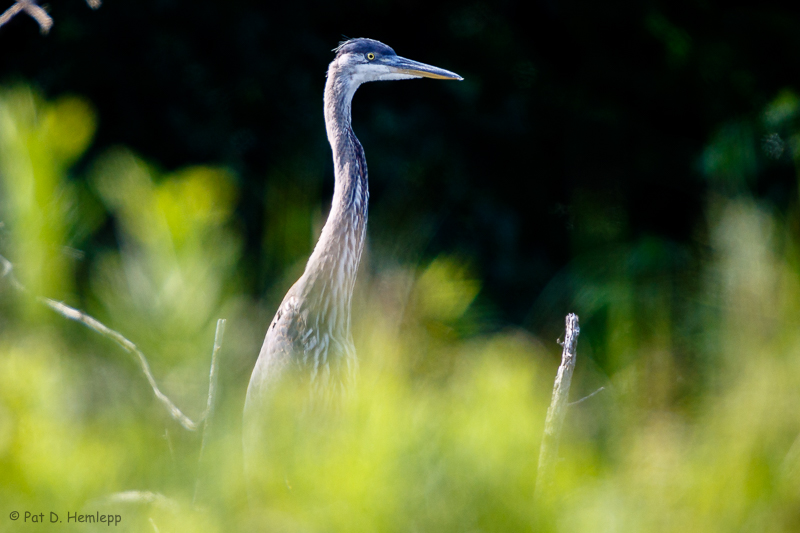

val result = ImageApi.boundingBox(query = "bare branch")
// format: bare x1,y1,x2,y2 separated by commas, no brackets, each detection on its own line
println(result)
0,2,26,29
193,318,226,505
21,1,51,33
535,313,580,502
53,299,202,427
40,296,203,430
0,252,201,431
0,1,51,34
568,386,605,407
202,319,225,424
0,0,101,34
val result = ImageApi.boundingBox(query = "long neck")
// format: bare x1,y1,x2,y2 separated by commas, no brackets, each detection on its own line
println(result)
300,67,369,337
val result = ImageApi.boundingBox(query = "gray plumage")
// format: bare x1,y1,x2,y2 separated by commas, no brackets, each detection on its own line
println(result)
243,38,461,472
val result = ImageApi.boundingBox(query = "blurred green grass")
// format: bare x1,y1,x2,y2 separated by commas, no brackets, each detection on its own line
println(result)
2,84,800,532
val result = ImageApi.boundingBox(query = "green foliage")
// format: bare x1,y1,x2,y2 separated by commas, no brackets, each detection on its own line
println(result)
646,13,692,68
90,148,242,367
2,86,800,532
415,257,480,323
0,86,97,302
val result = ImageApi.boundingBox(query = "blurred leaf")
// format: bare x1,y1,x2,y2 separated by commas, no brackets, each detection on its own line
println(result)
414,256,479,323
0,86,96,300
40,96,97,168
647,13,692,67
763,90,800,130
90,148,243,368
157,166,236,245
701,121,757,191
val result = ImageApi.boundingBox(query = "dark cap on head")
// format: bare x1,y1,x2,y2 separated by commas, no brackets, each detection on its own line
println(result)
334,38,397,58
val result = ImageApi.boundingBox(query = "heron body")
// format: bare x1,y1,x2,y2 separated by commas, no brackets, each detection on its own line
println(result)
243,39,461,476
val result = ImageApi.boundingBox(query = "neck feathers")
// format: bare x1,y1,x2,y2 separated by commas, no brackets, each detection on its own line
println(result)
301,64,369,337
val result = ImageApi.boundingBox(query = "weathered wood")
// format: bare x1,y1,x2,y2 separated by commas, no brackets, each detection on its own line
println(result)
535,313,580,502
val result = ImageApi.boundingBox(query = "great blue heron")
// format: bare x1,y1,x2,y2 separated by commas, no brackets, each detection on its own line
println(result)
243,38,461,480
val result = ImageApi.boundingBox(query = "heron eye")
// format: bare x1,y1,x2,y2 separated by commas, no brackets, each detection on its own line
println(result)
366,53,375,60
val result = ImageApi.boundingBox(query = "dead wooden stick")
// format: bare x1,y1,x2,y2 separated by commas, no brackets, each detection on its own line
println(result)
193,318,226,505
0,1,52,33
535,313,580,502
568,386,604,407
0,0,100,34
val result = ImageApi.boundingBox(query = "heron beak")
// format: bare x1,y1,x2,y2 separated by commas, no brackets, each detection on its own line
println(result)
385,56,463,80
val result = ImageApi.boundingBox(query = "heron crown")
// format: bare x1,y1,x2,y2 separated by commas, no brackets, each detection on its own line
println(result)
334,38,396,60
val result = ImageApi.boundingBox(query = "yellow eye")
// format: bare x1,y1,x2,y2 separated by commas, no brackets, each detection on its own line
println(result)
367,53,375,60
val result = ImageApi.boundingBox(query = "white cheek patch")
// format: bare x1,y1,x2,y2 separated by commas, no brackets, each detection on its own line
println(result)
378,72,422,81
351,64,420,84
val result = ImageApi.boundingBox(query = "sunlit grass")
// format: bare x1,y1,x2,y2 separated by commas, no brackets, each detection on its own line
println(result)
2,85,800,532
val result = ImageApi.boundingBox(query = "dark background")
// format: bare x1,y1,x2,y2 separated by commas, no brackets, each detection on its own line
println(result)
1,0,797,345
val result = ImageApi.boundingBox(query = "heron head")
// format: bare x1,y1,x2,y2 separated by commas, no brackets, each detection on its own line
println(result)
331,38,463,85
